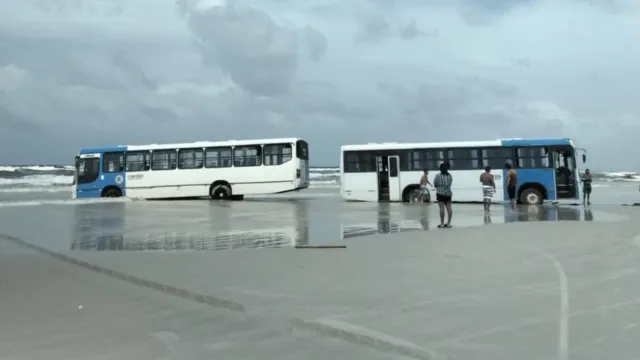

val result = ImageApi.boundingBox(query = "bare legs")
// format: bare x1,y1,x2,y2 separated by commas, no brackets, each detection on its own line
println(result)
438,201,445,225
438,201,453,227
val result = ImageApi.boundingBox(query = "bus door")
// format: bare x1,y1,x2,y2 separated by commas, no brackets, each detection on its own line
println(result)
551,148,577,199
387,155,401,201
376,155,390,201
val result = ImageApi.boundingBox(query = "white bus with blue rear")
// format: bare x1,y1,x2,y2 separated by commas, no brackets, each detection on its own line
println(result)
72,138,310,200
340,138,586,205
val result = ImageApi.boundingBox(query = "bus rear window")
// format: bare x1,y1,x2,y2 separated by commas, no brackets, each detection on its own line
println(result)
296,140,309,160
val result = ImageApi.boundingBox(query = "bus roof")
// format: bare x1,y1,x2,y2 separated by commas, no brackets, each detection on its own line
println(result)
79,137,303,154
341,138,574,151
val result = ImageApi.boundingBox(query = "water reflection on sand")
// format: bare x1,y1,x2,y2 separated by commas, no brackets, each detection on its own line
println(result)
69,198,614,251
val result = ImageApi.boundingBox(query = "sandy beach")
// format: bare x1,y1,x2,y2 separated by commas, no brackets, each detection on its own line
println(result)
1,191,640,359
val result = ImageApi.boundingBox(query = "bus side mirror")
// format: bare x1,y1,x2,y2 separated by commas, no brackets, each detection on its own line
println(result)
582,154,586,163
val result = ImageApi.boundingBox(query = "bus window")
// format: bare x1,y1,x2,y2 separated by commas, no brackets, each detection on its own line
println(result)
205,147,232,168
344,151,376,172
481,147,514,169
103,152,125,173
296,140,309,160
264,144,293,165
234,145,262,167
126,151,150,172
151,150,178,171
76,157,100,184
516,147,550,168
178,148,204,169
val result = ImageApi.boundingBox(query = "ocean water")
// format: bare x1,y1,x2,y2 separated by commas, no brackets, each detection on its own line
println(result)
1,164,638,195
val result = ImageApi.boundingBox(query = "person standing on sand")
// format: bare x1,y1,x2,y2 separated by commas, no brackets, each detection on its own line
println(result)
505,163,517,210
480,166,496,211
581,168,593,205
434,162,453,228
419,169,433,201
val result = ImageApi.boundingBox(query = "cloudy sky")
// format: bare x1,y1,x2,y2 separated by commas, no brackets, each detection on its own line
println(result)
0,0,638,169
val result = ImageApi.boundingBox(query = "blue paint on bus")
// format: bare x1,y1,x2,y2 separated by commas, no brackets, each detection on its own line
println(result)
499,138,578,203
76,146,128,199
502,168,557,201
500,138,571,147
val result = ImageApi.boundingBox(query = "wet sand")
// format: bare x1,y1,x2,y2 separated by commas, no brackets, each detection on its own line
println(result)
0,240,408,360
0,188,629,253
1,191,640,359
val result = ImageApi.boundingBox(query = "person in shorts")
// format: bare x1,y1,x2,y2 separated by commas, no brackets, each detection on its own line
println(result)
479,166,496,211
419,169,433,201
434,162,453,228
581,168,592,205
505,163,518,209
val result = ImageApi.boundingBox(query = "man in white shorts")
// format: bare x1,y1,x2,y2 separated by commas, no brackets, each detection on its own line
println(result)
479,166,496,211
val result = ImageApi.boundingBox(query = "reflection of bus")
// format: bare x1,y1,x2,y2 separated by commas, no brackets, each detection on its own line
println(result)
340,138,586,205
340,204,591,240
341,203,428,239
71,228,307,251
70,200,311,251
504,205,591,223
72,138,310,200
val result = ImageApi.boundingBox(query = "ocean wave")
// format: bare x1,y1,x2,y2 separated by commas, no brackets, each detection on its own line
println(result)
0,165,635,193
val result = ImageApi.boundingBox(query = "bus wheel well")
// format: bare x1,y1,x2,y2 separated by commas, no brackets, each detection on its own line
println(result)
402,184,421,203
101,186,122,198
209,181,232,200
518,183,546,205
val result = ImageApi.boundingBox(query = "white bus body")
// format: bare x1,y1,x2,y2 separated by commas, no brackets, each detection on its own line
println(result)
75,138,310,200
340,138,584,205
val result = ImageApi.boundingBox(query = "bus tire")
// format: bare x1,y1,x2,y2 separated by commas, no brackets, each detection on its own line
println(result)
520,188,543,205
102,187,122,198
402,185,421,203
210,182,232,200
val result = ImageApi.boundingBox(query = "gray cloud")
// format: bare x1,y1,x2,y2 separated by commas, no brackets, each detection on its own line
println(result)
300,26,328,61
177,0,326,96
0,0,638,170
112,50,157,90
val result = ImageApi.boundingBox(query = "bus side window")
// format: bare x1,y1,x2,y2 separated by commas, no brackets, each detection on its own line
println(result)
126,151,150,172
103,152,125,173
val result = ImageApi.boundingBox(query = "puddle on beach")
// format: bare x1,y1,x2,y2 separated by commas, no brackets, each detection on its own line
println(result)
67,199,625,252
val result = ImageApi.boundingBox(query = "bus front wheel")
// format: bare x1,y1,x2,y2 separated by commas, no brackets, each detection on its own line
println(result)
102,188,122,198
210,183,232,200
520,188,543,205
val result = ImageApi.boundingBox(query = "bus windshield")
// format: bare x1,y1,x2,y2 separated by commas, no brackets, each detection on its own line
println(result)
76,156,100,185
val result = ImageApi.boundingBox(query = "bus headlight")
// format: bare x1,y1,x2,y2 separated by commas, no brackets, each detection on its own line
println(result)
296,169,301,178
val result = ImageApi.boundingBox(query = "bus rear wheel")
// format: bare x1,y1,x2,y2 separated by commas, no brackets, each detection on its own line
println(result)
210,183,232,200
520,188,543,205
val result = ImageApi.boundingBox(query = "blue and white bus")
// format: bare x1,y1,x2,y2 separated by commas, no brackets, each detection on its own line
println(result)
72,138,310,200
340,138,586,205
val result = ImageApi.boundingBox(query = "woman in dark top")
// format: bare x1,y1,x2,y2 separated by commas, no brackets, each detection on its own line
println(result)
434,162,453,228
581,168,592,205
